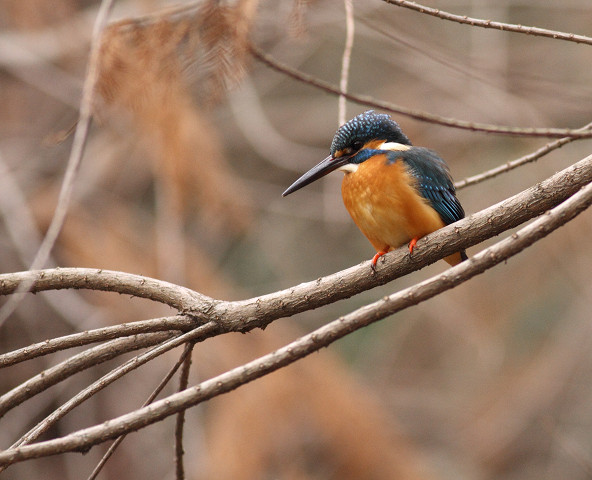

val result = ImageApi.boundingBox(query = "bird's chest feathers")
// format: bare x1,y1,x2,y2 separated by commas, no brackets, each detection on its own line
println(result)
340,155,443,250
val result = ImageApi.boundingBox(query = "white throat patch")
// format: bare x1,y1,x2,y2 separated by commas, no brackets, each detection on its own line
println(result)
338,164,359,174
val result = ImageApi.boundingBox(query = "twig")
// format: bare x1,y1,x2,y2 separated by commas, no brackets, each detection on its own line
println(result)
383,0,592,46
87,342,195,480
250,44,592,139
0,0,115,328
2,177,591,467
175,343,194,480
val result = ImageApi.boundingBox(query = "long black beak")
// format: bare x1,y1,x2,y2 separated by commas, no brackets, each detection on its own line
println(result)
282,155,350,197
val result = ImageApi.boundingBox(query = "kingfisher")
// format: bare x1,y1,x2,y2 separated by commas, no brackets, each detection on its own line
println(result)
283,110,468,268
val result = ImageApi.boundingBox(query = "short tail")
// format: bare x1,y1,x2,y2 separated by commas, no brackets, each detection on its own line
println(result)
444,249,468,266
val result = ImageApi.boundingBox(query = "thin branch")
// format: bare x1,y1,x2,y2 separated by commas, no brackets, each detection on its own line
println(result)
0,0,115,328
250,44,592,139
0,316,195,368
383,0,592,46
455,120,592,189
338,0,355,126
175,343,194,480
2,178,591,467
0,332,176,418
6,324,217,454
87,342,195,480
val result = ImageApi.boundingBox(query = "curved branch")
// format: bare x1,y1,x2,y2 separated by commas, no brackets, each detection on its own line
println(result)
383,0,592,46
250,44,592,139
2,176,591,467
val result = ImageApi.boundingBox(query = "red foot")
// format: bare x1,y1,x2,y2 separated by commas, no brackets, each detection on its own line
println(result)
408,237,418,254
371,251,388,269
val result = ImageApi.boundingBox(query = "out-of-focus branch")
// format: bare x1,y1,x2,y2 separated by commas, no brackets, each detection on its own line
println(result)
383,0,592,46
338,0,355,126
2,176,591,467
250,44,592,139
0,0,115,328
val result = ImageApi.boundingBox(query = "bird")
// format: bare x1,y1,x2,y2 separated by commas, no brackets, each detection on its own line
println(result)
282,110,468,268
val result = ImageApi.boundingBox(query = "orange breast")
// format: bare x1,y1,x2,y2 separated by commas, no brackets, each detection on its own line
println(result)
341,154,445,253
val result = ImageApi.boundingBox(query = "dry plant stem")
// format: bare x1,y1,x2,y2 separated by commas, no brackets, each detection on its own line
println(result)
0,0,115,328
383,0,592,46
0,316,195,367
6,324,216,454
455,121,592,189
250,45,592,139
87,343,195,480
175,343,194,480
0,332,176,419
0,155,591,338
1,179,591,467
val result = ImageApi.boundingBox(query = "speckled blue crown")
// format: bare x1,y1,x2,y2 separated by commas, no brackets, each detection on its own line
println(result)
330,110,411,155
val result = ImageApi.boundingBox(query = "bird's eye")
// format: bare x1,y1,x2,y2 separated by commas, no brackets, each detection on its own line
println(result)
351,140,363,151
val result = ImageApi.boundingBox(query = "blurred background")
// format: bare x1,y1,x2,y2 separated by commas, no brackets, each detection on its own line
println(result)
1,0,592,479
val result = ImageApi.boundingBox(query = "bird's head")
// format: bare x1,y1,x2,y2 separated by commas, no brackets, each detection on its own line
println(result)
282,110,411,196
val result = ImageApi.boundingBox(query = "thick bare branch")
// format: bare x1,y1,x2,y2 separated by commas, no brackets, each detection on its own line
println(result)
1,154,591,340
383,0,592,46
216,154,592,330
1,177,590,467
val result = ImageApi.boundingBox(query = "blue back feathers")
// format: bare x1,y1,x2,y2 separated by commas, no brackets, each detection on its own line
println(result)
331,110,411,155
386,148,465,225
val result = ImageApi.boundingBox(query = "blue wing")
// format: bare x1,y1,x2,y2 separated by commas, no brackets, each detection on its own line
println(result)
387,147,465,225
